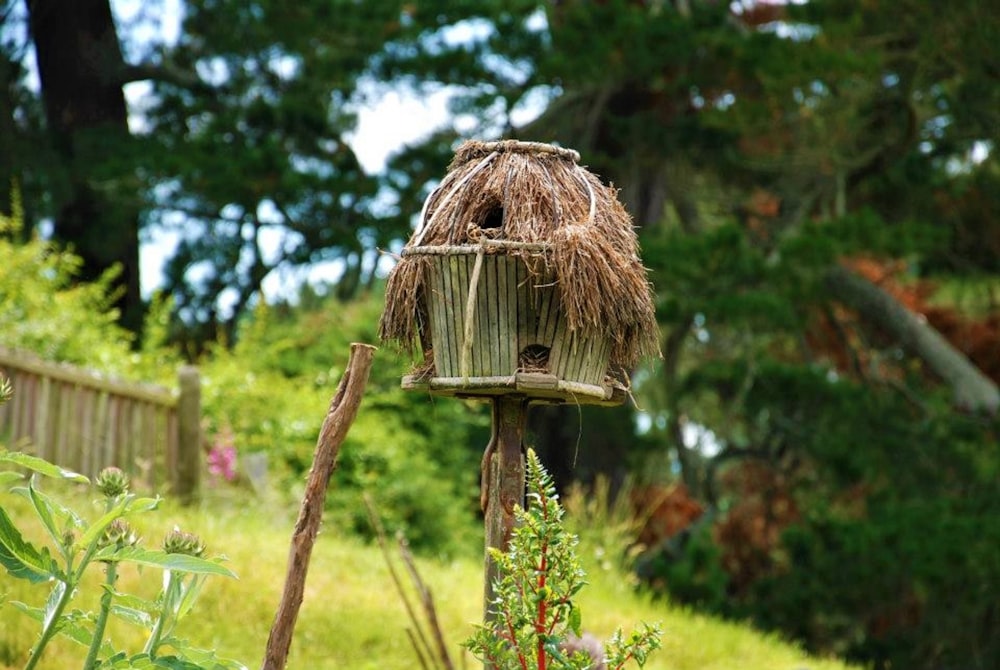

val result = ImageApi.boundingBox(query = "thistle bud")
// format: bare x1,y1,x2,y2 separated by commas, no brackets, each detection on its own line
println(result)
95,467,129,498
163,528,205,557
100,518,138,549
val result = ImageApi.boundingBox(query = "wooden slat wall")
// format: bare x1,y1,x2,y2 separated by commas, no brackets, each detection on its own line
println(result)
0,348,191,493
425,253,610,385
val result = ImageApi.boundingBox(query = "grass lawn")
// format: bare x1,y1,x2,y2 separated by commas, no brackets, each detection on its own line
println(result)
1,488,855,670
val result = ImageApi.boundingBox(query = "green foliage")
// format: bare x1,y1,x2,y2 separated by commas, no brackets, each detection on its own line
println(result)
0,209,133,367
0,217,485,557
0,492,855,670
749,490,1000,668
0,447,242,670
634,172,998,670
465,449,661,670
642,524,728,613
199,289,489,555
139,0,412,347
0,208,185,388
654,360,1000,669
5,4,998,669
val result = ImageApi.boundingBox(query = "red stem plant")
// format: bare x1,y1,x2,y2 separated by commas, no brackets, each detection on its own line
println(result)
465,449,661,670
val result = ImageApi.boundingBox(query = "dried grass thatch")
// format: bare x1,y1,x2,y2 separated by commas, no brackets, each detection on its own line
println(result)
380,139,659,371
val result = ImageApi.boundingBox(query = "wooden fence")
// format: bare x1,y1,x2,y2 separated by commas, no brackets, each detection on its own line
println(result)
0,347,201,500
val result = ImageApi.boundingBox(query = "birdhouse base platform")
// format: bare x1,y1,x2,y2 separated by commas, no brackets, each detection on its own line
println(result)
400,371,626,406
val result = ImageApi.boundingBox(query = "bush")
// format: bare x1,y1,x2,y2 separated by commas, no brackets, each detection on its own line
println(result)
652,365,1000,670
0,205,135,368
0,214,488,557
199,292,489,555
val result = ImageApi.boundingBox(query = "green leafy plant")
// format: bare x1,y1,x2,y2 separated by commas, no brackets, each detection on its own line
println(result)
0,424,243,669
465,449,661,670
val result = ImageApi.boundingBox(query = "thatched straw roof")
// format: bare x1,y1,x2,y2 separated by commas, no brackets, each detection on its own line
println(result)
380,139,659,371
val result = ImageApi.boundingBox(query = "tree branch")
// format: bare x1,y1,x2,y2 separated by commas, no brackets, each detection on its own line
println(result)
120,61,216,93
261,343,377,670
824,265,999,414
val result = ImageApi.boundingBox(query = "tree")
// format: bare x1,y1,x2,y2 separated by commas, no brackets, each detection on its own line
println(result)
7,0,142,333
139,0,414,349
378,1,1000,667
2,0,414,350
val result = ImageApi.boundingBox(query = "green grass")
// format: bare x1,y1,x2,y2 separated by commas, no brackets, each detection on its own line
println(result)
0,490,856,670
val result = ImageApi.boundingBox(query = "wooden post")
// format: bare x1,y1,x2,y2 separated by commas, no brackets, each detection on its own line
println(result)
483,395,527,629
175,365,201,504
262,343,376,670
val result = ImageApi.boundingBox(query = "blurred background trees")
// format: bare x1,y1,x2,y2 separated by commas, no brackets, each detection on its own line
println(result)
1,1,998,668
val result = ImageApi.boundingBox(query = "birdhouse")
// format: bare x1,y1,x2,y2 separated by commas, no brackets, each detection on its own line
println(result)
380,140,658,405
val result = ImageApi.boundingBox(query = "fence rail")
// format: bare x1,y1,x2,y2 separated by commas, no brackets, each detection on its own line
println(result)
0,347,200,500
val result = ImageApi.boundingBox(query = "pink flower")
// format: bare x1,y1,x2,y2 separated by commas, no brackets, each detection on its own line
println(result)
207,445,237,481
207,424,238,481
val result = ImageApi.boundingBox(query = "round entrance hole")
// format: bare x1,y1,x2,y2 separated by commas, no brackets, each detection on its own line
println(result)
481,203,504,231
518,344,550,372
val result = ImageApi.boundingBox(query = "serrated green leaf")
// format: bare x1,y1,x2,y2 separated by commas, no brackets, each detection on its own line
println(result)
0,450,88,483
96,650,129,669
95,547,237,578
115,653,153,669
28,476,62,547
160,638,248,670
145,653,207,669
12,484,86,532
0,504,60,582
10,601,95,647
0,471,24,487
10,600,41,619
568,604,582,637
110,590,159,615
124,497,161,515
54,609,98,647
111,603,154,629
42,579,67,628
174,574,206,620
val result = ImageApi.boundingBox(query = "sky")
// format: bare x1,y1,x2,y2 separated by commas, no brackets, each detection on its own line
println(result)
110,0,460,299
106,0,514,302
135,85,453,300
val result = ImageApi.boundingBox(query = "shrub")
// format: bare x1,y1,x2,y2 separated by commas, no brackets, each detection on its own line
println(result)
199,293,489,555
465,449,661,669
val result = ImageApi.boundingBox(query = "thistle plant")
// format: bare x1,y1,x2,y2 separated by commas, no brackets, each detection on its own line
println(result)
0,442,244,670
465,449,661,670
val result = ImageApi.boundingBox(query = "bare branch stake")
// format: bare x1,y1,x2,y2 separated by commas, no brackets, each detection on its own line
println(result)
261,343,377,670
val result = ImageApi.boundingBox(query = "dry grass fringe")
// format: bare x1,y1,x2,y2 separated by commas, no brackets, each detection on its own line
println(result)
379,139,659,371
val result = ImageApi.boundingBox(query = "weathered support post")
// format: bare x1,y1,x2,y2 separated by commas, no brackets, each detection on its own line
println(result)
483,396,527,625
175,365,201,504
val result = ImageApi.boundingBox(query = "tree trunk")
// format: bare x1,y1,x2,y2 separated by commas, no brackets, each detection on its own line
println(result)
0,49,15,217
825,265,999,414
27,0,143,335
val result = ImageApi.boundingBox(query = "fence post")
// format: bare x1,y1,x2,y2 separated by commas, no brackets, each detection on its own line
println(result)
176,365,201,503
